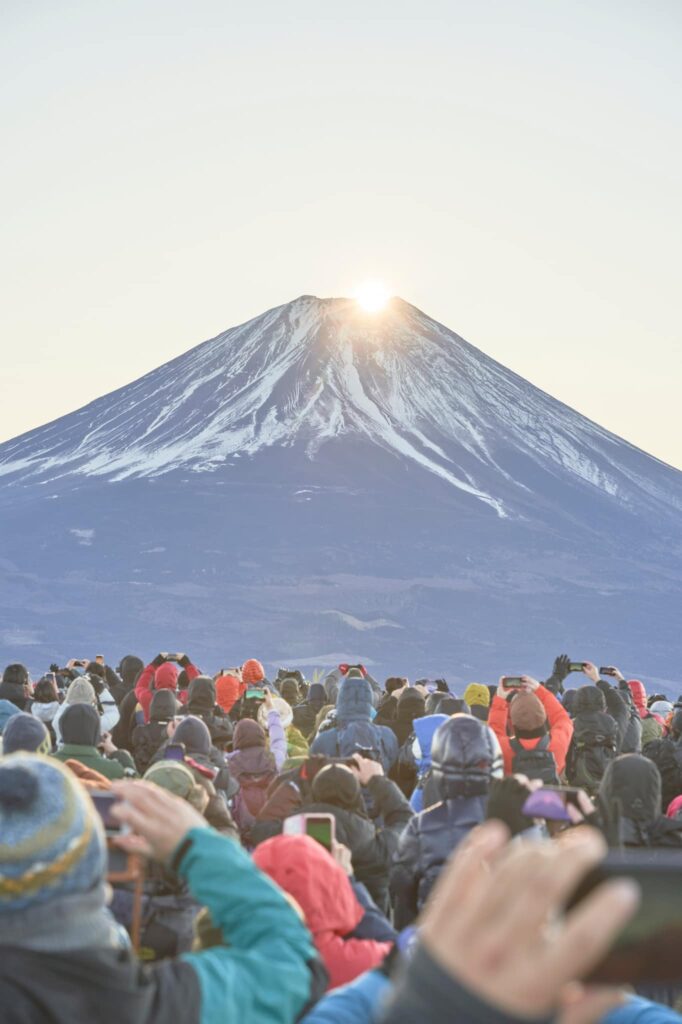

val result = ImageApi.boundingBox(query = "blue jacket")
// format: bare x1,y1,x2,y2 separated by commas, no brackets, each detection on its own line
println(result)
302,969,390,1024
409,714,448,812
311,678,398,772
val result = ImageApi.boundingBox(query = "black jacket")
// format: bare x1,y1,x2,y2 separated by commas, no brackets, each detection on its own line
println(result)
599,753,682,849
179,678,232,749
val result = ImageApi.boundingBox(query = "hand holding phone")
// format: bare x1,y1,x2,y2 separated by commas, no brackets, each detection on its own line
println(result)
501,676,526,689
283,813,336,852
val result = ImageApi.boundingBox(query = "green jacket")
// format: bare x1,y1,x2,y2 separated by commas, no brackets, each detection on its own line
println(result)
51,744,135,780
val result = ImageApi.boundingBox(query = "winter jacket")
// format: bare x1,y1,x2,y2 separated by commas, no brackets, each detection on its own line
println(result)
293,684,328,740
390,716,496,928
599,754,682,849
52,744,134,780
311,679,399,773
0,827,317,1024
488,684,573,776
228,717,284,832
615,683,643,754
303,775,412,913
409,714,448,812
253,834,392,991
52,680,120,744
286,724,310,761
105,656,144,707
135,657,200,723
301,969,390,1024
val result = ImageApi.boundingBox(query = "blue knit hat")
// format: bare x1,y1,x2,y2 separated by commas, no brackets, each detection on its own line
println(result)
0,753,106,912
2,713,51,755
0,700,21,736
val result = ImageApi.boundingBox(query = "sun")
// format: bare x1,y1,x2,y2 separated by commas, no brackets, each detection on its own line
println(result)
354,281,391,313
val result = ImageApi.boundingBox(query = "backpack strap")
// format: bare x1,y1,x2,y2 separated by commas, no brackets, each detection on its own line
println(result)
510,735,550,755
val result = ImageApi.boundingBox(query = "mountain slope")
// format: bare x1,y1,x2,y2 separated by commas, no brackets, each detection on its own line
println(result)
1,296,680,687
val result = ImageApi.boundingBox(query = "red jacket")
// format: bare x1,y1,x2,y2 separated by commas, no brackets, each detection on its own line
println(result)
488,684,574,777
253,834,391,990
135,659,199,723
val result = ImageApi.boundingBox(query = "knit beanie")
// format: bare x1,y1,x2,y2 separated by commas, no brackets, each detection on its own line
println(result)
233,718,266,750
0,753,106,912
308,683,326,705
280,678,300,705
60,704,101,747
2,714,51,756
464,683,491,709
150,689,179,723
242,659,265,686
173,715,211,756
509,693,547,735
258,698,293,730
215,674,242,714
311,763,362,811
65,678,97,707
0,700,21,736
144,761,206,810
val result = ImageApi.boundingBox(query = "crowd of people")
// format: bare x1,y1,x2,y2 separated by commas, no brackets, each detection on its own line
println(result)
1,651,682,1022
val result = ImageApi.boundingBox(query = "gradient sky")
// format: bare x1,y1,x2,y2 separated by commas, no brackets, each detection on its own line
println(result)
2,1,680,467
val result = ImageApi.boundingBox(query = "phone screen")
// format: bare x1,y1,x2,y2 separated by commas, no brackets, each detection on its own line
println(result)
305,817,333,851
569,662,585,673
164,743,186,762
246,688,265,700
91,792,123,834
522,790,572,822
503,677,525,688
567,851,682,983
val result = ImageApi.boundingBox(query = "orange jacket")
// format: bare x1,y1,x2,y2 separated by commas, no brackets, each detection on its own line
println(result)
488,684,574,776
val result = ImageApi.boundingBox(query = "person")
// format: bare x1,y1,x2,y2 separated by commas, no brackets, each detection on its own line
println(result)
258,696,309,762
83,661,121,735
214,672,243,716
303,756,412,914
135,653,201,723
228,714,284,834
390,715,498,928
408,713,449,812
106,654,144,706
598,753,682,849
310,673,398,773
462,683,490,722
178,676,232,748
488,674,573,781
253,834,392,991
0,757,319,1023
323,665,383,709
52,704,137,780
2,712,51,755
0,663,33,710
293,682,328,740
30,674,63,744
52,675,120,743
242,658,268,688
131,689,178,774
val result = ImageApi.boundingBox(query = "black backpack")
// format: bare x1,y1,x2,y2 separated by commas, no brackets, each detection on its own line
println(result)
567,718,618,794
510,735,560,785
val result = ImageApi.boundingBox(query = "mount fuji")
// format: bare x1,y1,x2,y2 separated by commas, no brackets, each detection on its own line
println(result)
1,295,681,690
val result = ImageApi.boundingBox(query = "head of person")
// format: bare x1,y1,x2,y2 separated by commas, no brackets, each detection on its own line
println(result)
172,716,211,757
509,692,548,739
311,763,364,814
307,682,326,707
573,685,606,715
464,683,491,711
33,676,60,704
117,655,144,689
64,677,98,708
242,659,265,686
279,677,300,706
385,676,408,695
336,675,373,726
670,709,682,741
154,661,179,692
60,704,102,748
258,697,293,730
0,664,31,708
667,795,682,820
486,776,537,838
650,700,673,719
149,689,178,724
431,714,500,800
232,718,267,751
626,679,647,717
215,674,241,714
599,753,661,827
396,687,426,724
187,676,217,711
439,696,470,716
144,760,208,812
0,754,107,931
2,713,51,755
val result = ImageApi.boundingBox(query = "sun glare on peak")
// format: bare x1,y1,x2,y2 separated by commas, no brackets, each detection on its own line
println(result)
354,281,390,313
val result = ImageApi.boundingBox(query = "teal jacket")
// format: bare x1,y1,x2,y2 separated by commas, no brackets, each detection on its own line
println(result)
180,827,317,1024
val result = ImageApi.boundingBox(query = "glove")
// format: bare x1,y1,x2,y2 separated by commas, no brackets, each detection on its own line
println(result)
178,654,191,668
152,653,166,668
552,654,572,683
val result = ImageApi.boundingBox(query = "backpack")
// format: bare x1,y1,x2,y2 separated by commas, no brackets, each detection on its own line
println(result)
510,735,560,785
231,771,275,831
567,719,618,794
334,721,382,764
131,722,169,775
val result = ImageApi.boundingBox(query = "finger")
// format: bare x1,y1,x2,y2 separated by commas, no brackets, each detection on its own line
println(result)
112,833,154,858
542,879,639,986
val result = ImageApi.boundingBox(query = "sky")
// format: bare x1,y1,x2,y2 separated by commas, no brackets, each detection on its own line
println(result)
1,0,681,467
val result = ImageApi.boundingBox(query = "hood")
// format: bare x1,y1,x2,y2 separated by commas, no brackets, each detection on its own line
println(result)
0,699,21,734
626,680,647,717
215,674,242,713
253,834,363,937
229,744,276,779
431,714,496,799
149,689,178,722
186,675,216,711
336,677,373,724
233,718,267,750
396,688,426,723
173,715,211,756
573,685,607,715
60,704,101,747
154,662,179,691
412,714,448,767
599,754,661,825
258,698,293,730
311,763,363,812
118,655,143,690
307,683,326,706
279,678,301,705
31,701,61,723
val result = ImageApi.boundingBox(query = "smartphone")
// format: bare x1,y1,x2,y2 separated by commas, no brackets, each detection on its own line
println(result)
245,687,265,700
91,791,129,836
165,653,181,661
569,662,586,673
502,676,525,689
522,788,584,822
599,666,617,677
283,813,336,852
566,850,682,984
164,742,186,762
